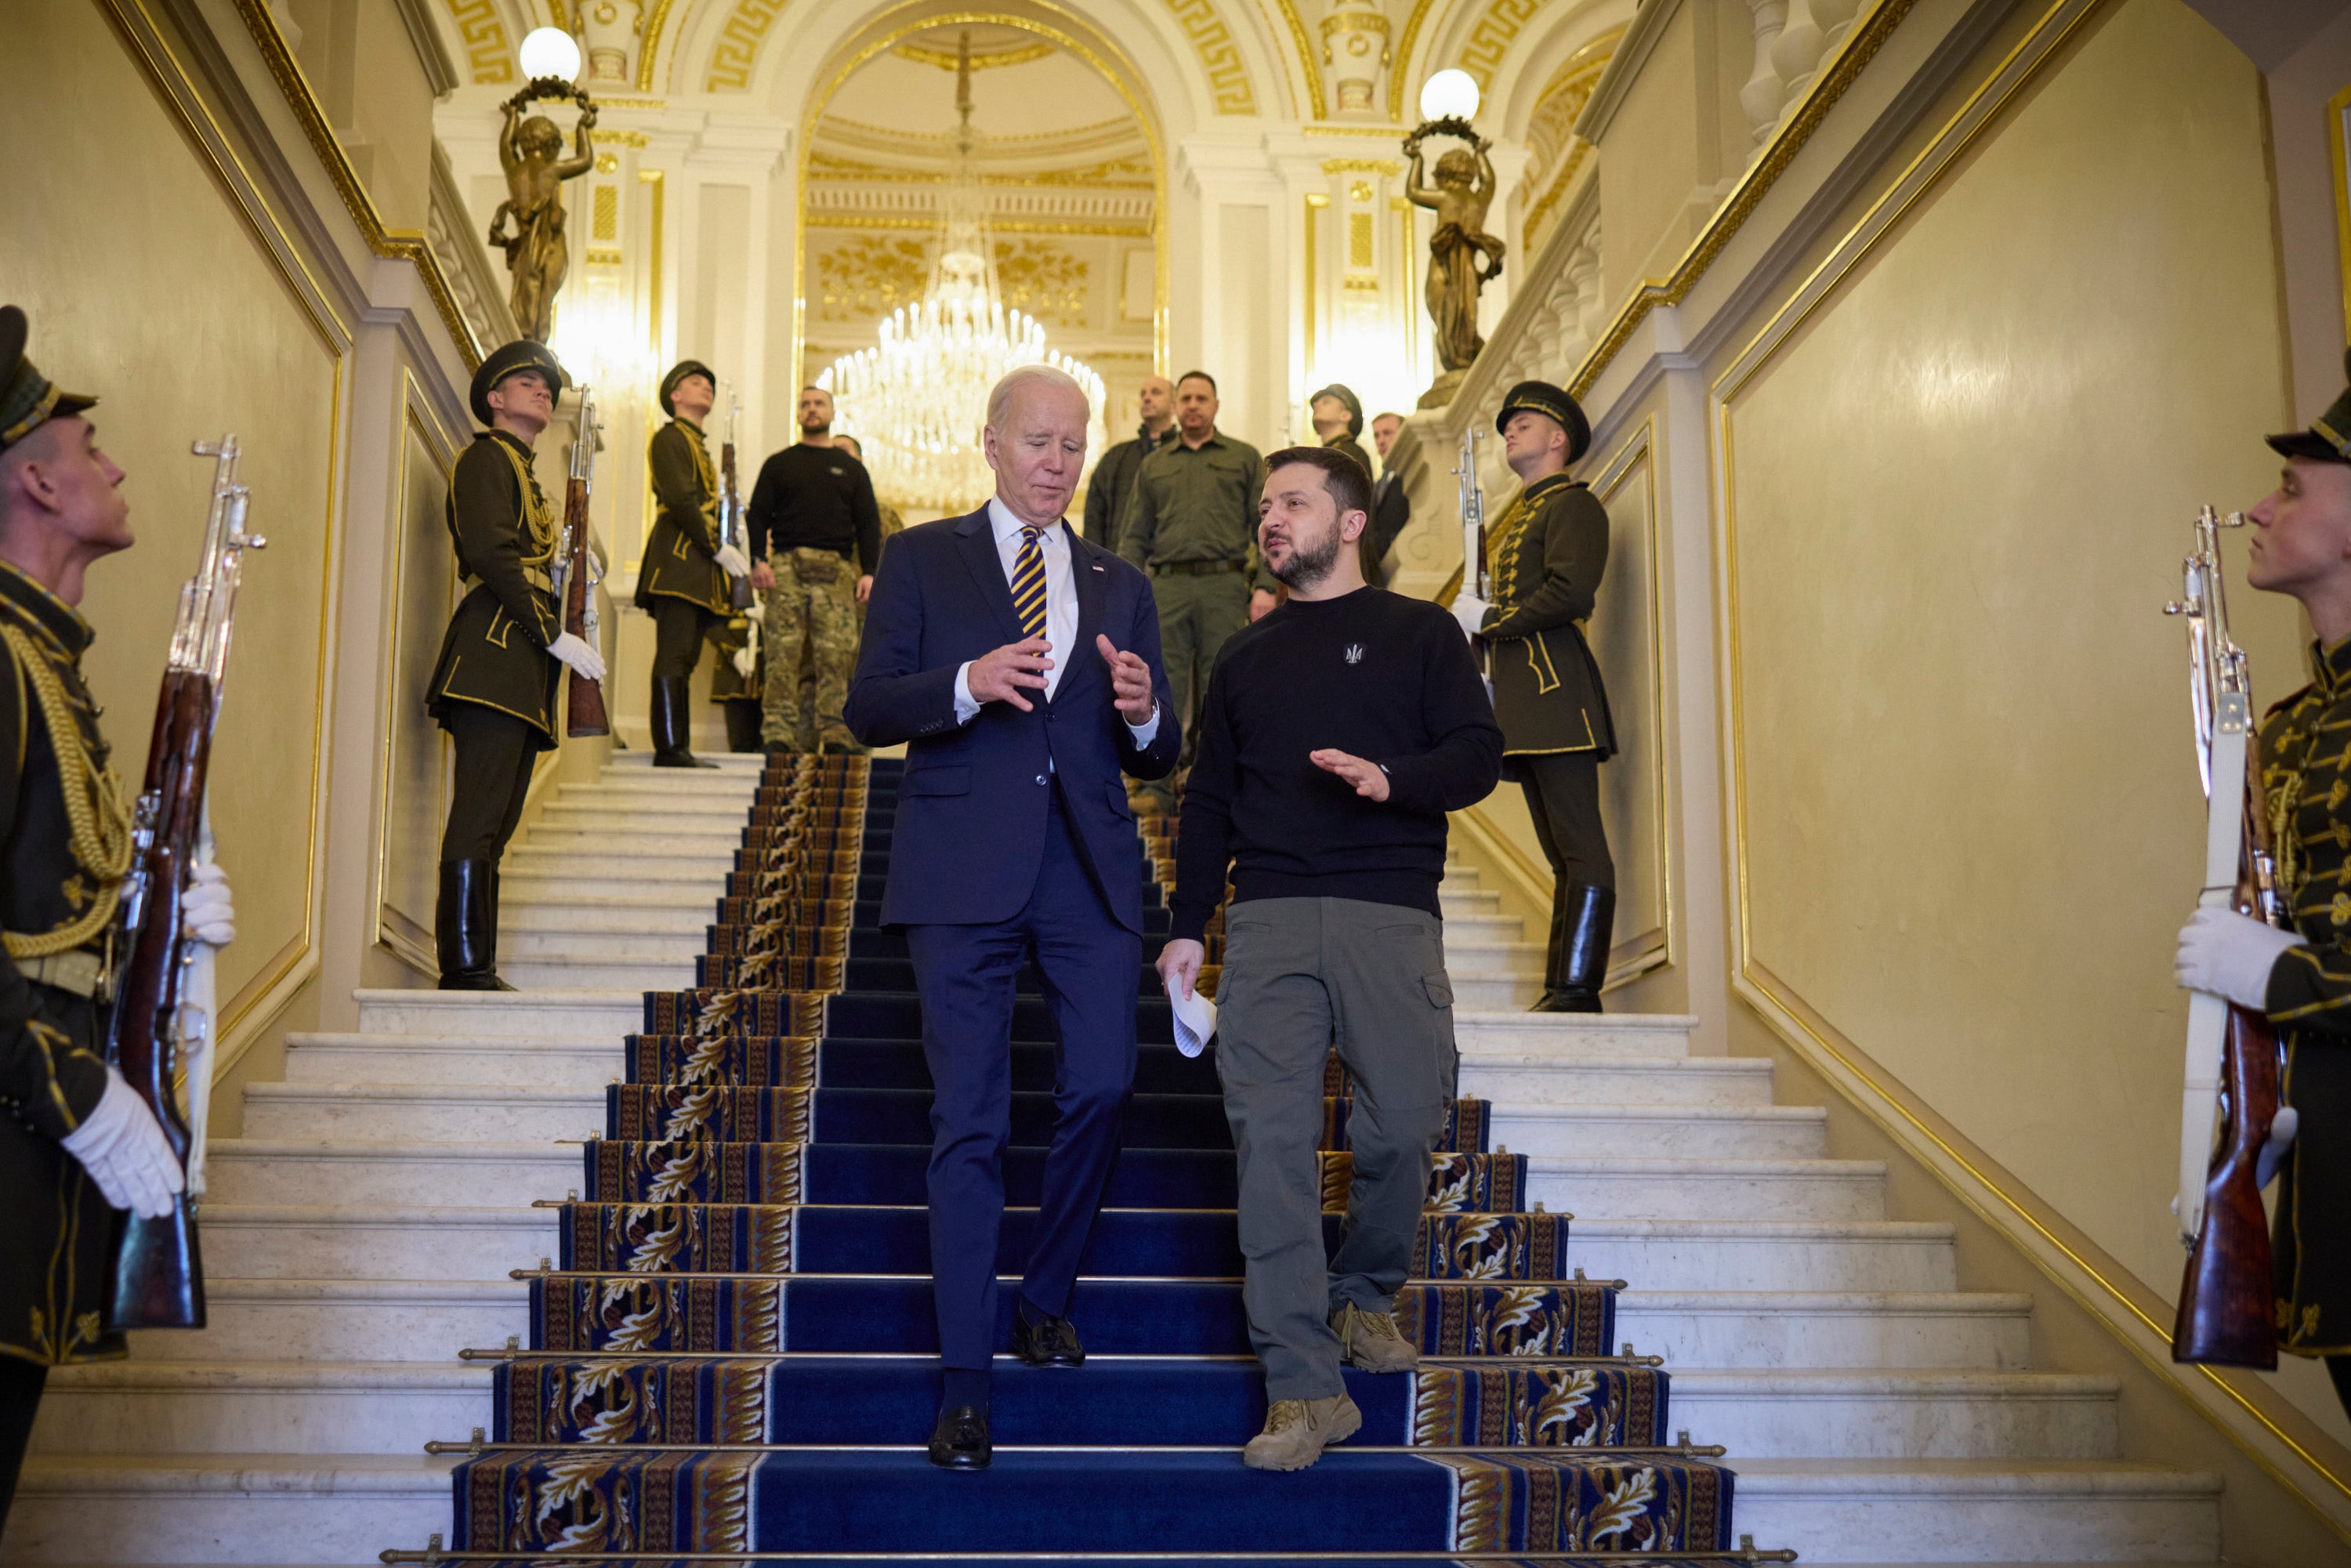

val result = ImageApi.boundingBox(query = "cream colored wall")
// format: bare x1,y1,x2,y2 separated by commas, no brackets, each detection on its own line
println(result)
0,0,347,1045
1719,0,2324,1423
288,0,437,231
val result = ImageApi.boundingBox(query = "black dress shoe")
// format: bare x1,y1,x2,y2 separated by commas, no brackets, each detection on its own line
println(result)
928,1403,991,1470
1012,1312,1085,1367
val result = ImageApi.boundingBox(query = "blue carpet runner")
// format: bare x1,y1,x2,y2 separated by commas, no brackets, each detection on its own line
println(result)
429,755,1790,1566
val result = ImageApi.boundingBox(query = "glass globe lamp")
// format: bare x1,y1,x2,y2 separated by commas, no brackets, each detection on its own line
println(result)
518,27,582,85
1418,68,1480,124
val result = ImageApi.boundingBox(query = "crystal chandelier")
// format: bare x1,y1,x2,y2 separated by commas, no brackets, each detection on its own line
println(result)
819,32,1107,512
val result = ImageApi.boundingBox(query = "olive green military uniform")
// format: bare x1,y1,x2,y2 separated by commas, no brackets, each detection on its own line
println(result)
1082,424,1176,554
2255,637,2351,1366
1474,381,1616,1012
639,418,727,620
1118,429,1264,808
0,310,128,1525
705,610,765,753
1323,432,1372,477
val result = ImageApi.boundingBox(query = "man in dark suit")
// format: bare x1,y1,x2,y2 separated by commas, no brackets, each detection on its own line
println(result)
844,364,1180,1472
1363,409,1411,587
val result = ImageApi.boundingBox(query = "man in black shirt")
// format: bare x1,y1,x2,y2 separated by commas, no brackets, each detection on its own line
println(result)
745,386,881,753
1157,446,1501,1472
1081,374,1175,555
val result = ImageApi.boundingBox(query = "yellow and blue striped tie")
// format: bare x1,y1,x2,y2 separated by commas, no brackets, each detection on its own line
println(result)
1010,526,1049,639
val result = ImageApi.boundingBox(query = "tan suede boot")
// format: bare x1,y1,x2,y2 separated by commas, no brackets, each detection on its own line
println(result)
1241,1393,1363,1472
1330,1302,1419,1373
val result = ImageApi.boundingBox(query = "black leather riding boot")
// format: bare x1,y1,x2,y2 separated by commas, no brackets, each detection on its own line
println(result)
436,860,503,990
650,675,717,768
1528,885,1570,1012
1532,883,1614,1013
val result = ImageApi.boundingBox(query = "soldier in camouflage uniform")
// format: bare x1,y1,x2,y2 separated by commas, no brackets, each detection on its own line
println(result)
425,339,606,989
0,306,234,1528
746,387,880,755
637,360,749,768
2175,351,2351,1414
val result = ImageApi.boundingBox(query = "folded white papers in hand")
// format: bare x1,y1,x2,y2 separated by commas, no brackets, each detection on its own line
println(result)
1164,975,1218,1058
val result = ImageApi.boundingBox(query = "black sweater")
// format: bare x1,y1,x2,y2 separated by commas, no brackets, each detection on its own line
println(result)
747,442,882,570
1170,587,1503,943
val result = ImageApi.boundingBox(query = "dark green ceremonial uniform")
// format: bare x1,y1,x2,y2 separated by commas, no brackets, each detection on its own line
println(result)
2259,636,2351,1360
638,418,727,617
1480,471,1616,768
0,563,126,1378
705,611,764,753
426,430,562,745
1323,431,1373,477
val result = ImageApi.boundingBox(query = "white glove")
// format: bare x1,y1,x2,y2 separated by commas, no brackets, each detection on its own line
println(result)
181,860,235,947
1451,593,1493,639
742,599,766,624
714,543,751,578
60,1066,184,1219
2175,907,2306,1012
548,632,607,683
2260,1106,2300,1190
733,646,756,679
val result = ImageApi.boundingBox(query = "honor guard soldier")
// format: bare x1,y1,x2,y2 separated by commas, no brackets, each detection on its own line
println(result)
705,610,765,754
2175,352,2351,1414
1308,382,1374,478
425,339,606,990
0,306,234,1527
1451,379,1617,1012
638,360,748,768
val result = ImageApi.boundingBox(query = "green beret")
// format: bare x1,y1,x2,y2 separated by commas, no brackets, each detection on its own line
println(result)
2269,348,2351,465
1496,378,1591,465
660,360,717,419
1310,382,1364,436
0,306,98,453
470,339,565,428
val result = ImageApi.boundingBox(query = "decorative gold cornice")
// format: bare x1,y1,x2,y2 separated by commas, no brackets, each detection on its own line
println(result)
1567,0,1915,402
1320,156,1403,176
1272,0,1324,119
444,0,515,85
895,38,1056,70
1387,0,1438,121
638,0,678,90
803,212,1152,237
231,0,483,366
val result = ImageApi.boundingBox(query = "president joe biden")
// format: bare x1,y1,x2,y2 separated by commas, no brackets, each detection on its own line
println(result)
843,364,1180,1469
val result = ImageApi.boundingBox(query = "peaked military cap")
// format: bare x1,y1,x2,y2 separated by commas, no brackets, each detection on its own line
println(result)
469,339,565,428
2269,348,2351,464
1310,382,1364,436
1496,378,1591,465
659,359,717,419
0,306,98,453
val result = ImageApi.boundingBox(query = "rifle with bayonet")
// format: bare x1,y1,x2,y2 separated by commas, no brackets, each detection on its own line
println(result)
723,385,753,611
554,388,609,739
105,436,266,1331
2165,503,2287,1368
1454,427,1489,674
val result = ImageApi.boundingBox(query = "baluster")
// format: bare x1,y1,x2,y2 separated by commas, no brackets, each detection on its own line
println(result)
1740,0,1791,147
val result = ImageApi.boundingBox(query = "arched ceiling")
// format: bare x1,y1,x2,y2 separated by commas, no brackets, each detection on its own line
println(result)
824,22,1131,136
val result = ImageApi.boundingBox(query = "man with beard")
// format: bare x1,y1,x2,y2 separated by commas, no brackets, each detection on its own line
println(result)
1156,445,1500,1471
1081,375,1176,555
747,386,882,755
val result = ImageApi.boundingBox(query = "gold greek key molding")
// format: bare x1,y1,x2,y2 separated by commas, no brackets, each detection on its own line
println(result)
1457,0,1543,89
443,0,515,85
1165,0,1258,114
708,0,790,92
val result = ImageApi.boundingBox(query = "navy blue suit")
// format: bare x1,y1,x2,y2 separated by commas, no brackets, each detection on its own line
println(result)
844,505,1179,1374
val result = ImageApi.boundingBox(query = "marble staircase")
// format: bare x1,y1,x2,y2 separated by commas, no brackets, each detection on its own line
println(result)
2,774,2226,1564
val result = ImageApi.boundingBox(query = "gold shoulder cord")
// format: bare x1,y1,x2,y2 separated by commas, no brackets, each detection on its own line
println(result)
493,440,559,567
0,624,132,958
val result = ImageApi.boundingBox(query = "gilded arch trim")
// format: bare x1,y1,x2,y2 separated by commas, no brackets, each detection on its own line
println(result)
445,0,517,84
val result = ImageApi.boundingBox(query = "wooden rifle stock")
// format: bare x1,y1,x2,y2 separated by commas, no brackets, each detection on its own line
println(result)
561,443,609,739
105,672,212,1331
2174,741,2284,1367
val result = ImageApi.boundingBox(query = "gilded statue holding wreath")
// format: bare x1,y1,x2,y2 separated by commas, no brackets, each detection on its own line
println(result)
1405,120,1505,382
488,85,597,343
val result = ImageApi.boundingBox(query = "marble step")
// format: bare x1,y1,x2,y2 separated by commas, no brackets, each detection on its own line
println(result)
0,1453,456,1565
500,924,707,959
201,1204,556,1280
354,988,643,1040
1453,1010,1696,1059
130,1279,526,1362
496,953,698,990
203,1138,576,1207
1674,1370,2119,1460
494,899,712,934
498,868,719,905
1459,1052,1775,1106
1442,939,1545,976
1436,913,1523,944
534,806,754,836
1524,1154,1885,1221
546,788,762,816
31,1360,491,1456
1437,888,1501,917
1449,973,1542,1009
1614,1291,2035,1370
1569,1219,1955,1292
1487,1101,1826,1158
605,750,766,771
522,825,746,857
505,842,736,875
281,1034,615,1088
241,1084,608,1143
1730,1458,2219,1563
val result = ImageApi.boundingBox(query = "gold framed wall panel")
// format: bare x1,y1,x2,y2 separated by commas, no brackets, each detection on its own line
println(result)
375,378,461,976
1587,414,1670,987
44,0,357,1066
1712,0,2350,1516
2329,81,2351,346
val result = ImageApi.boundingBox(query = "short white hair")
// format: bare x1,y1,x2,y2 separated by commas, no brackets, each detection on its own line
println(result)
987,364,1089,433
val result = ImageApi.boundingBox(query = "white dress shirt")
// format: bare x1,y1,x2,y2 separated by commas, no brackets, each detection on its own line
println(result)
953,497,1161,747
